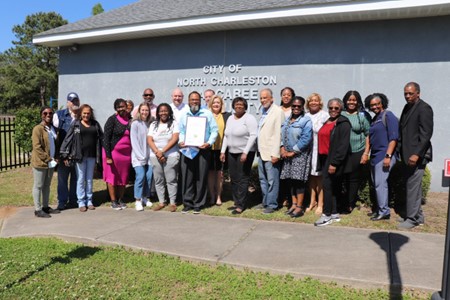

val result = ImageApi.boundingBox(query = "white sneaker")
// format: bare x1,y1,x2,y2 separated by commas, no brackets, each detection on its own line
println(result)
314,214,332,227
331,213,341,223
143,197,153,208
135,200,144,211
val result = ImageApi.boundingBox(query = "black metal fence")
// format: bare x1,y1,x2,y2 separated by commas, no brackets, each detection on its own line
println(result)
0,116,30,171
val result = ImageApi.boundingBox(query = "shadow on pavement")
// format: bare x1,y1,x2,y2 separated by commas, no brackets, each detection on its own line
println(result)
370,232,409,300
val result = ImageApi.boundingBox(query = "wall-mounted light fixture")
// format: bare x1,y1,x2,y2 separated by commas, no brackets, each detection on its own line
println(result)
68,44,78,52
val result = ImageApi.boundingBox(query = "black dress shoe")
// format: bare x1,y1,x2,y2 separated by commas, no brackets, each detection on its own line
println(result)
34,210,51,218
42,207,60,214
371,214,390,221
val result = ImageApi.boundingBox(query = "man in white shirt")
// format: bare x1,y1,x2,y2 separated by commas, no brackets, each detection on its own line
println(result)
202,89,215,108
170,88,188,121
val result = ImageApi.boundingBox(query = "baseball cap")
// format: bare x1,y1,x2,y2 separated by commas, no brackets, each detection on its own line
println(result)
67,92,79,101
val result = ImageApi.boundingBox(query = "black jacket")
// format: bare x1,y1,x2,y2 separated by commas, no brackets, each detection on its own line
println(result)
60,119,104,164
324,115,351,176
398,99,433,165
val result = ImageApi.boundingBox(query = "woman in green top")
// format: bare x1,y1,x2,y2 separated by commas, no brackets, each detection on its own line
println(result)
341,90,370,213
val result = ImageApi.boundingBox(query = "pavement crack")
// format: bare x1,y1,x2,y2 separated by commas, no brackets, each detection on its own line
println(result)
93,218,148,241
216,223,258,262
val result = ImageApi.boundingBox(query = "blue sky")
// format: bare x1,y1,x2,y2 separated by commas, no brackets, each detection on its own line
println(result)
0,0,136,52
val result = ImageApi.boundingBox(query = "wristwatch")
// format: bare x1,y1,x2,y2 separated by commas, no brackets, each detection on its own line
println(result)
385,153,392,158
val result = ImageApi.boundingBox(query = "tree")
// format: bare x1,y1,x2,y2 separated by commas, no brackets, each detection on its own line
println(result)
0,12,67,111
92,3,104,16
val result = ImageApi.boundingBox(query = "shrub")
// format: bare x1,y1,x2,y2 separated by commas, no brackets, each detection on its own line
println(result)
14,106,41,152
358,161,431,212
252,159,431,210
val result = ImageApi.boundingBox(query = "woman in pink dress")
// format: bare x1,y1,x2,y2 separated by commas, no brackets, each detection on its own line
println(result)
102,98,132,210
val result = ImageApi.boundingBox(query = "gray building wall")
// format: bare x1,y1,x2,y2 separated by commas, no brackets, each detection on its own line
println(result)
57,16,450,191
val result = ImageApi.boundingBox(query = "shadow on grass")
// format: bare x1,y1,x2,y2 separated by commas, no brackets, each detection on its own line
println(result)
4,245,100,289
370,232,409,300
92,182,135,207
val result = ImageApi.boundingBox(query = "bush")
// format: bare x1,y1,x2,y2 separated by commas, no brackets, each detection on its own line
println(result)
358,161,431,211
252,159,431,211
14,106,41,152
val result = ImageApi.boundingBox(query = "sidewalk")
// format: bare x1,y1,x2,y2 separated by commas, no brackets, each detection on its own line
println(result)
0,206,444,293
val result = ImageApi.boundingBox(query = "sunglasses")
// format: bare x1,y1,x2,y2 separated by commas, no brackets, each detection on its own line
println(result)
328,106,340,111
42,112,53,116
291,105,302,108
143,94,154,97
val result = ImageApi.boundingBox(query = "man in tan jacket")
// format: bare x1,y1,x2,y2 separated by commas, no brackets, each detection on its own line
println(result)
257,88,285,214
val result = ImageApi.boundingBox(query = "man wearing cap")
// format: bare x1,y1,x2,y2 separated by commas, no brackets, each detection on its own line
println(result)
53,92,80,210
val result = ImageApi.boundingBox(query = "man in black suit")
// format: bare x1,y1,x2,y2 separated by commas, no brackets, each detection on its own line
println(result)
398,82,433,229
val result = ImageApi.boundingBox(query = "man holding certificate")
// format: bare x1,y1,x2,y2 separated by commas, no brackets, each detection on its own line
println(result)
178,91,218,214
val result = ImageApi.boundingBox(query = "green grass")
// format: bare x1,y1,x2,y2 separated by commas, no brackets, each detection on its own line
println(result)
0,167,447,234
0,167,439,299
0,237,429,299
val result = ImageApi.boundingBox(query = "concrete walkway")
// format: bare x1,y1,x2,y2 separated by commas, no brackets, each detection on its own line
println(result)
0,207,445,293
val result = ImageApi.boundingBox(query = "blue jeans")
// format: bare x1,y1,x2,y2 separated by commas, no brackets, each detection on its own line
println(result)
134,164,153,199
75,157,96,207
57,162,77,208
258,157,280,209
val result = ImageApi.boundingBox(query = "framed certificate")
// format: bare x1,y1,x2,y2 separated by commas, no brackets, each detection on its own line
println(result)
184,116,207,147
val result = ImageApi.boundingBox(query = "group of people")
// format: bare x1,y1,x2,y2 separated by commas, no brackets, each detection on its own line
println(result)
31,82,433,230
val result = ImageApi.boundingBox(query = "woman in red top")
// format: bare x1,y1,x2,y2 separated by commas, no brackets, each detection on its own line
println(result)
315,98,351,227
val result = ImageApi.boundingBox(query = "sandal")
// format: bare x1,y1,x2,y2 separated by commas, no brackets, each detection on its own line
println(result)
285,205,297,215
291,207,305,218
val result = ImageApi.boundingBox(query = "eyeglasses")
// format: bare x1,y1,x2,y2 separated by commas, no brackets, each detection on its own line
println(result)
143,94,154,97
328,106,340,111
42,112,53,116
291,105,302,108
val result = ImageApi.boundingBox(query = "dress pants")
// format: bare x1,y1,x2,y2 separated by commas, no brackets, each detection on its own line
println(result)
181,149,210,209
403,163,425,225
322,169,343,216
371,156,396,216
228,151,255,210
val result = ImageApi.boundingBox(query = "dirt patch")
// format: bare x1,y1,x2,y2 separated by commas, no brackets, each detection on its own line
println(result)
0,206,18,219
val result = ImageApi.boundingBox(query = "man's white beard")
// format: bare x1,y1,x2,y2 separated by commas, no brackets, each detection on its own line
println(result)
190,104,199,114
